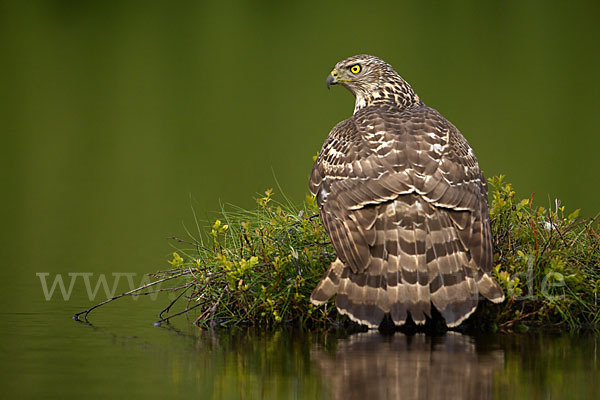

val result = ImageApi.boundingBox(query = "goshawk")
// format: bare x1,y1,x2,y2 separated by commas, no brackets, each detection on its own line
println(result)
309,55,504,328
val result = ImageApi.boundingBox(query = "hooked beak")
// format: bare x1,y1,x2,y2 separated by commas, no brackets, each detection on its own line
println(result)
326,70,338,89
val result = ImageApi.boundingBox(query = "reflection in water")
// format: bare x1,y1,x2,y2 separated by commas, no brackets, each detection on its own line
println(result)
312,332,504,400
110,326,597,400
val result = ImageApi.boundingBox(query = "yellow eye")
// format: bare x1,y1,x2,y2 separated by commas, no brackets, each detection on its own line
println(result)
350,64,361,74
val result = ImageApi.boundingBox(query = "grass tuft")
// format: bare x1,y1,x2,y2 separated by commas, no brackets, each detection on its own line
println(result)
162,189,342,329
142,177,600,331
478,176,600,330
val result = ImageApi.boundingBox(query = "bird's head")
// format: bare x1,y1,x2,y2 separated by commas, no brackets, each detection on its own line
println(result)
326,55,388,92
326,54,420,113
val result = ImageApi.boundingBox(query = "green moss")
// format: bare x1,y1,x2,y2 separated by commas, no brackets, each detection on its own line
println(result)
156,177,599,331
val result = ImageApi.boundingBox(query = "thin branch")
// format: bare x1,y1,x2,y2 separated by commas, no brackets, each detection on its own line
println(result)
158,284,194,319
73,271,190,322
130,284,190,297
194,288,228,327
209,288,227,326
153,300,206,326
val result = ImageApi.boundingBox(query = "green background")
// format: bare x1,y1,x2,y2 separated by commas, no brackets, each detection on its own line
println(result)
1,1,599,398
2,1,599,283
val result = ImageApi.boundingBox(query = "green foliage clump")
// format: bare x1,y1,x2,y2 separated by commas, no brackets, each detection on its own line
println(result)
160,177,599,331
481,176,600,330
165,189,339,329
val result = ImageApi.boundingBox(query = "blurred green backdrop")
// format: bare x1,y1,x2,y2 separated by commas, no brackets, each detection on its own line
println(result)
2,1,600,398
2,0,600,311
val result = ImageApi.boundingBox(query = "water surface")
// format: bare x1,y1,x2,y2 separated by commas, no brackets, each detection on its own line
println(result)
3,290,598,400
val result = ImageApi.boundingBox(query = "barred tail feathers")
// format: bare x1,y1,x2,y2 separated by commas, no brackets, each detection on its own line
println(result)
311,197,505,328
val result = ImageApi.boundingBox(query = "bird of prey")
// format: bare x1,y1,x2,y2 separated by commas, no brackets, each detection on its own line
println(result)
309,55,504,328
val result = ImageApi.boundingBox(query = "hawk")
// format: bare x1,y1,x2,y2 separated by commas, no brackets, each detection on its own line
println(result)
309,55,504,328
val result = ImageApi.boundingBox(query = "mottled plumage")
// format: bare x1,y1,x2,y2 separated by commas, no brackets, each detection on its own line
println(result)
310,55,504,327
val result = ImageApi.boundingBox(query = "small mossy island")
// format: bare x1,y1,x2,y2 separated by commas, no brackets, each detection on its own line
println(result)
74,176,600,332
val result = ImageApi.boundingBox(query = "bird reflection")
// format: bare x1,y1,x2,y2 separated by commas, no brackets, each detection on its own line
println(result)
311,332,504,400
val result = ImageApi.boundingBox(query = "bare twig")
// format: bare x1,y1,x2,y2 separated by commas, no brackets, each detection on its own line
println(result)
153,301,206,326
158,284,194,319
131,284,190,297
194,288,228,327
209,288,227,326
73,271,190,322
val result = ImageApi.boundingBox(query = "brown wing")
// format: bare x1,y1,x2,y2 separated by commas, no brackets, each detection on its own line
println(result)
309,104,503,326
310,105,491,268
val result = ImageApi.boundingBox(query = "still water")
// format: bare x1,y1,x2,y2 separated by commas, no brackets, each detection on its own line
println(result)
3,284,598,399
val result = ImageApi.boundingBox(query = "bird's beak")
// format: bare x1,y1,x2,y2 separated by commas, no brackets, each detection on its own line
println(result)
326,69,338,89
